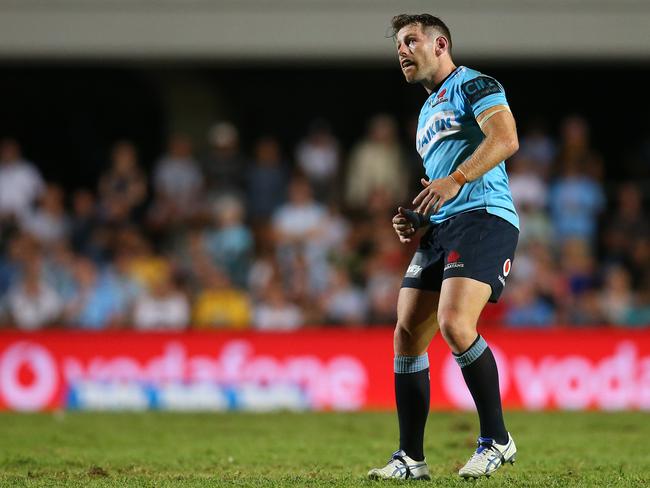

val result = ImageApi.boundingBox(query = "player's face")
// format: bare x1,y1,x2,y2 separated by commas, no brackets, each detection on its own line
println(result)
396,24,438,84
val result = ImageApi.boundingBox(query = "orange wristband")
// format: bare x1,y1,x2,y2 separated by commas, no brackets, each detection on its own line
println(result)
449,169,467,186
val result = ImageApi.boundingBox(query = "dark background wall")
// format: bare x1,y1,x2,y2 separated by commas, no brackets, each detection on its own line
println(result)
2,61,649,189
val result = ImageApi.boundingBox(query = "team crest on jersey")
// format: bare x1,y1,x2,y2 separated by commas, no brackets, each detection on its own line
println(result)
444,250,464,271
429,88,449,108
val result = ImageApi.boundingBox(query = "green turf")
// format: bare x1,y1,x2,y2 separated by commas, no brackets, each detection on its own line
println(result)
0,411,648,487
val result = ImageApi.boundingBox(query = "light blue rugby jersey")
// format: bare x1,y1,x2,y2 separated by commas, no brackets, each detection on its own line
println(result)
416,66,519,229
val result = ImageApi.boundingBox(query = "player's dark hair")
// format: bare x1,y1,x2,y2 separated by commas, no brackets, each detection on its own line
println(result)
390,14,452,52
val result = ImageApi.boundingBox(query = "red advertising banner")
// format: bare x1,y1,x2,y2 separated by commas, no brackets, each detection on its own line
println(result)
0,328,649,412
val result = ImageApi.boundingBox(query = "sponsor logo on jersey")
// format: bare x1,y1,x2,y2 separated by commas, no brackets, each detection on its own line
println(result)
461,76,503,104
416,110,460,157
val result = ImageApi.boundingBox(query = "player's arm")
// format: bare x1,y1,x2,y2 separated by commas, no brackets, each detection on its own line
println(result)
453,106,518,182
412,106,518,215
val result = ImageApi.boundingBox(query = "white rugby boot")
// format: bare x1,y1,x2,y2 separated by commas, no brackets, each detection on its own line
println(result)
368,449,431,480
458,433,517,479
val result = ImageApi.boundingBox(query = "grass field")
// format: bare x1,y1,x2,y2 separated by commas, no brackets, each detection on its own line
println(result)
1,411,648,487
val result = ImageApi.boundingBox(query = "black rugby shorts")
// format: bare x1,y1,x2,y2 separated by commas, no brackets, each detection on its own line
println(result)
401,210,518,303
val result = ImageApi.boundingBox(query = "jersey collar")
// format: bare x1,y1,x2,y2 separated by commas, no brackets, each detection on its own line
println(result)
431,65,462,95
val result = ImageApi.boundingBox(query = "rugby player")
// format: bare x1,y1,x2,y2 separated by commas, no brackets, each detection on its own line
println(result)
368,14,519,480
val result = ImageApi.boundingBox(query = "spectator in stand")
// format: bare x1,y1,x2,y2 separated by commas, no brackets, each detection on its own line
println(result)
601,183,649,276
369,219,408,273
363,186,399,227
282,252,313,316
515,211,554,253
204,195,253,288
0,232,35,297
555,115,604,181
3,114,650,331
548,158,605,246
43,241,78,303
560,238,598,299
295,120,340,201
631,238,650,297
599,265,634,325
69,189,106,261
403,115,429,197
319,203,351,255
569,290,606,325
132,270,189,331
192,265,251,328
365,244,402,325
272,177,327,246
253,283,304,331
353,222,408,325
272,177,329,294
505,280,555,327
63,257,127,330
150,134,204,227
170,227,210,294
320,267,368,325
501,241,563,324
202,121,247,198
517,118,557,179
508,156,552,250
6,254,62,330
0,138,44,221
345,114,409,210
247,136,289,222
109,250,143,305
626,282,650,326
20,184,69,246
98,141,147,224
248,248,280,300
508,156,548,211
113,227,169,292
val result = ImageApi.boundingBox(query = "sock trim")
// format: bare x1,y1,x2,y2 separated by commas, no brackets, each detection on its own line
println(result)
453,335,488,368
394,354,429,373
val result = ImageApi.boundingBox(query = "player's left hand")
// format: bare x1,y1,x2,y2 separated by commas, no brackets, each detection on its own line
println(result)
412,177,461,215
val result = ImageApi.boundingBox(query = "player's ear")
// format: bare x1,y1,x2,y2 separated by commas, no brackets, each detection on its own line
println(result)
434,36,448,55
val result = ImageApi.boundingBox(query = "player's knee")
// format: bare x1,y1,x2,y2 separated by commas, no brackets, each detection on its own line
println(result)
436,308,460,335
393,322,420,355
437,309,475,350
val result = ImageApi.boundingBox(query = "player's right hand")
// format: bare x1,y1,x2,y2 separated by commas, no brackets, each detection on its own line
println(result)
392,206,416,243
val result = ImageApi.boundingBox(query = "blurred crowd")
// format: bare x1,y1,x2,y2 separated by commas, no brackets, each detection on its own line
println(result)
0,113,649,331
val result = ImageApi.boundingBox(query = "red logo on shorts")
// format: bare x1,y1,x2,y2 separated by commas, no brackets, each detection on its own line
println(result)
447,250,460,263
503,258,512,277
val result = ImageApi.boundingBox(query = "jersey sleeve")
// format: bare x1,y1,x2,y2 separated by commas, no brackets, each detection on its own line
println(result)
460,75,509,119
